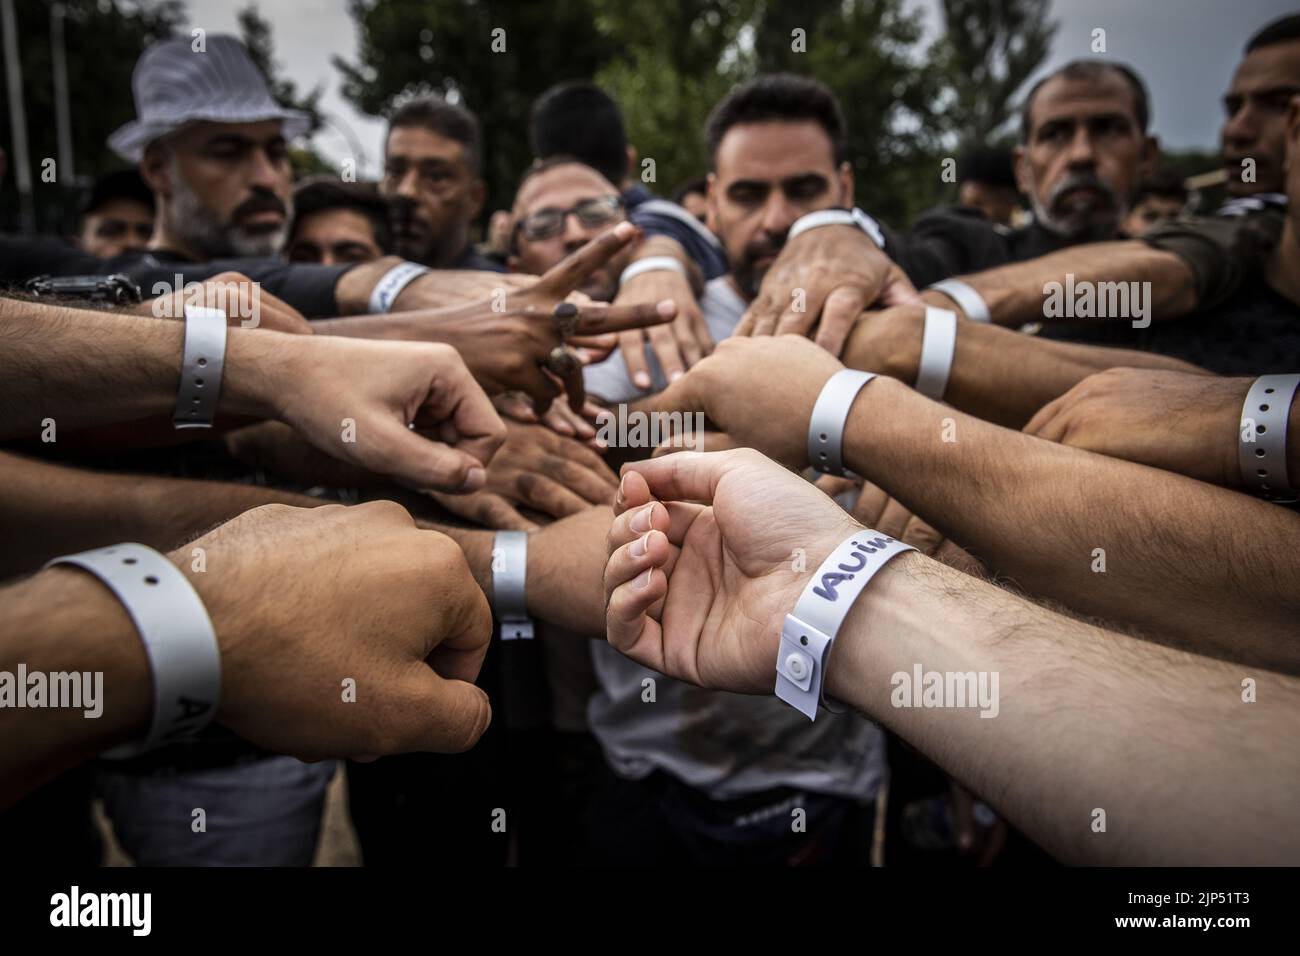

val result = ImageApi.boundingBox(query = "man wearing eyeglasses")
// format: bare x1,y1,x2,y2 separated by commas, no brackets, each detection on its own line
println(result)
508,157,635,300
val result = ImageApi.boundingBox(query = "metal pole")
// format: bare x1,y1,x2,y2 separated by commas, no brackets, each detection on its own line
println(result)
51,3,75,185
1,0,35,233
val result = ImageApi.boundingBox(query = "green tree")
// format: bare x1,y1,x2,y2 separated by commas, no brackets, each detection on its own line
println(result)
934,0,1057,148
334,0,617,212
0,0,184,231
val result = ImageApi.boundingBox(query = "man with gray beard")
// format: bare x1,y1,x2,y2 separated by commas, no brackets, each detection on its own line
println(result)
109,35,303,266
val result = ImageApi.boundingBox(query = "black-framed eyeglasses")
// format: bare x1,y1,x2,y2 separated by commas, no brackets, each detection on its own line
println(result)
515,195,624,242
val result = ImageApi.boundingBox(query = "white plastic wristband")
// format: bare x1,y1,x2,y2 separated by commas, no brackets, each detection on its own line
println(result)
492,531,534,640
172,304,227,429
777,530,916,719
928,278,991,323
619,255,687,287
787,207,885,248
1239,373,1300,501
914,307,958,400
808,369,876,476
368,261,431,314
44,543,220,758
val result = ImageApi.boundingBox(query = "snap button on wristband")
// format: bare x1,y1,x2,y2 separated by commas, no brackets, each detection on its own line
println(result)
787,207,885,248
928,278,991,323
369,261,431,314
914,306,958,400
619,256,687,287
777,530,915,719
492,531,533,640
1239,373,1300,501
808,369,876,476
45,543,221,758
173,304,227,429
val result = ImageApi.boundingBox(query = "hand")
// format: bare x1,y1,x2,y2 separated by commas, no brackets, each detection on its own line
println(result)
495,390,603,444
425,419,618,528
139,271,315,334
245,333,507,493
614,265,713,388
735,224,917,355
1023,368,1248,486
397,222,676,413
657,335,844,469
175,501,492,759
604,448,862,693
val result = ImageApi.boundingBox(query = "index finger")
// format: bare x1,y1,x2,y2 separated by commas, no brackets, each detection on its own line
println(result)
539,220,640,297
572,299,677,336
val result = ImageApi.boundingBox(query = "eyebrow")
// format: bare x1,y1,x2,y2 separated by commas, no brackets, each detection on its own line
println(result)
203,134,286,150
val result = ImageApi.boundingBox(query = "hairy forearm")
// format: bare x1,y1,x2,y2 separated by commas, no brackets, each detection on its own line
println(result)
0,568,151,807
844,306,1207,428
0,299,300,439
843,377,1300,671
0,452,323,579
825,555,1300,864
932,242,1198,329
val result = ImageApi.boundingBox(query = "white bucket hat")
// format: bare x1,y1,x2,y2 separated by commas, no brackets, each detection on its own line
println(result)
108,34,310,161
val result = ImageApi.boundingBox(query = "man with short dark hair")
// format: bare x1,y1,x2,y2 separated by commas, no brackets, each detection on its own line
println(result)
671,177,709,222
1121,166,1188,237
75,169,155,258
508,157,632,301
1221,13,1300,205
955,147,1020,227
284,178,389,265
381,96,501,271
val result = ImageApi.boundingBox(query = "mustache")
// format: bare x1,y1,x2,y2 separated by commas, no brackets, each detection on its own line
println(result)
741,231,786,266
388,198,428,234
1048,171,1117,209
231,192,288,222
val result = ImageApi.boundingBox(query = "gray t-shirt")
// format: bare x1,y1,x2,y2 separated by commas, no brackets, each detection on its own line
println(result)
583,275,888,802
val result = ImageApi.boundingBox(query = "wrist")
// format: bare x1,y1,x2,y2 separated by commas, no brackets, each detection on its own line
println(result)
221,326,304,421
5,567,152,750
844,308,922,380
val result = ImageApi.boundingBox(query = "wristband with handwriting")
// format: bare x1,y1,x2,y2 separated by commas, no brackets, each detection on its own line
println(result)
619,256,687,287
369,261,431,314
173,304,227,429
808,369,876,476
492,531,534,640
928,278,991,323
776,530,915,719
914,307,958,400
787,207,885,249
1239,373,1300,501
45,543,220,757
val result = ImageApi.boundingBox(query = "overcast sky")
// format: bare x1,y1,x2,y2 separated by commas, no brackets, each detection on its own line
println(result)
183,0,1300,177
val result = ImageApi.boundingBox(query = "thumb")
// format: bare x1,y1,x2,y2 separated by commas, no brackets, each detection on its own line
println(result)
879,268,921,308
367,416,487,492
395,667,493,754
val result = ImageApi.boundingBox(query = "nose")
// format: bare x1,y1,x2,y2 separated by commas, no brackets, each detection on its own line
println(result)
1064,125,1097,168
1222,103,1258,148
758,190,798,239
561,211,597,251
395,169,422,200
248,146,287,193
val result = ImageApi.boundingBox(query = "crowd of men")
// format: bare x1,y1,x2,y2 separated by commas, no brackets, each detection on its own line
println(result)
1,13,1298,868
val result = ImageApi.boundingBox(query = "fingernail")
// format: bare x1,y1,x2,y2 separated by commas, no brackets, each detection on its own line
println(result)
669,370,684,382
459,467,485,492
618,473,628,499
614,221,636,238
633,568,653,589
634,372,651,388
631,503,654,533
631,531,650,557
657,299,676,316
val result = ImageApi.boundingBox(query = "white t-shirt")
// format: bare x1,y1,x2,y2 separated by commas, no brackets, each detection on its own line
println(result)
583,275,888,802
